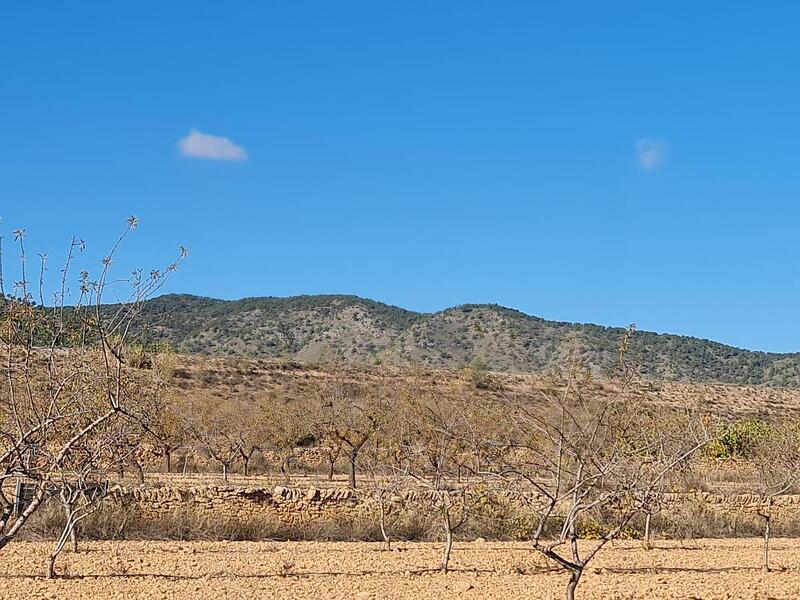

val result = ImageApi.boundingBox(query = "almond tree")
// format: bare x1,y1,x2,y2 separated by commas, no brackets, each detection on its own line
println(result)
397,382,481,573
137,371,188,475
237,427,260,477
320,434,343,481
105,414,149,483
317,379,388,489
297,395,344,481
186,395,246,481
46,410,143,578
746,421,800,572
260,395,309,483
0,217,185,551
359,418,410,551
493,362,707,600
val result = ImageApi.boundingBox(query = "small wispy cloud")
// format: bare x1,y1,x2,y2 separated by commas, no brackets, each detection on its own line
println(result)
178,129,248,161
635,138,667,171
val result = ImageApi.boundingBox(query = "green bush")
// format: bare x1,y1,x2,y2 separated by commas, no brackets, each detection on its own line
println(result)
704,419,772,459
464,357,493,389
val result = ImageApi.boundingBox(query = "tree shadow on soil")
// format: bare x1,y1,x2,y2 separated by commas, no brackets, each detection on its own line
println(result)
599,566,767,575
0,566,502,581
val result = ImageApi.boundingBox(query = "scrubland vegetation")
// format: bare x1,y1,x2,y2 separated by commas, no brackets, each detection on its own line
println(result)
3,222,800,599
133,293,800,387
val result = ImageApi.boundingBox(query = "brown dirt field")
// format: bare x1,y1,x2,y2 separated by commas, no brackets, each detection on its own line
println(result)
1,539,800,599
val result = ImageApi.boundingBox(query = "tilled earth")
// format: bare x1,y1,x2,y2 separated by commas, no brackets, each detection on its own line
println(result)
0,538,798,599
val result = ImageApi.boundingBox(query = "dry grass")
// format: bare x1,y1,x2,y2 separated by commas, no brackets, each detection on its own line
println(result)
18,501,441,543
19,490,800,545
169,355,800,421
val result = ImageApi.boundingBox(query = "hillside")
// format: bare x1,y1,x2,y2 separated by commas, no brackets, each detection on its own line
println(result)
133,294,800,388
168,355,800,420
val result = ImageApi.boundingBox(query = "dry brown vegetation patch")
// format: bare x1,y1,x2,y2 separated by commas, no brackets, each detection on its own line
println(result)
169,355,800,420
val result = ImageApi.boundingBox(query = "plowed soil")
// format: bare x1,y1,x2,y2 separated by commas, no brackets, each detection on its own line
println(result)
0,538,797,599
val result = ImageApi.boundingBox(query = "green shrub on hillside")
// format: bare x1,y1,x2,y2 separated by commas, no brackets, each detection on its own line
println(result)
464,357,493,389
705,418,772,459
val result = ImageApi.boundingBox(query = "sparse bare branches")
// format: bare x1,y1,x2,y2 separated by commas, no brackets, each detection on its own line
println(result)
0,217,184,553
395,379,481,573
744,421,800,571
259,395,310,484
315,379,389,489
185,396,247,482
487,358,709,600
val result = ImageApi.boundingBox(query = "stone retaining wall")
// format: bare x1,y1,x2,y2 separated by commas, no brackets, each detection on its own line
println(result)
111,485,453,525
109,484,800,526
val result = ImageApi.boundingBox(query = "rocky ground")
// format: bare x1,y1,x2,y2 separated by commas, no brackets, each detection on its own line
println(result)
1,538,798,599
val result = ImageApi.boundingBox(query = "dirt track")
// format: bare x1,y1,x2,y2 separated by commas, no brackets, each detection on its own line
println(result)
1,538,798,599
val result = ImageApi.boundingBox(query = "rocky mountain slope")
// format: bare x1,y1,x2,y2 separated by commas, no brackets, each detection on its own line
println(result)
133,294,800,387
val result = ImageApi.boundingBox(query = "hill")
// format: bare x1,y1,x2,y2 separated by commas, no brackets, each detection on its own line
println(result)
168,354,800,420
133,294,800,388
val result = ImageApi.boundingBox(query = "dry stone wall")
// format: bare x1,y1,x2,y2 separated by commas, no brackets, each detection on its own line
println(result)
110,484,800,527
660,491,800,520
112,485,451,525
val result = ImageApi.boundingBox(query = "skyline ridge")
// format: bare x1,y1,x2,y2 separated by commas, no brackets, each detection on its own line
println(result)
148,292,797,357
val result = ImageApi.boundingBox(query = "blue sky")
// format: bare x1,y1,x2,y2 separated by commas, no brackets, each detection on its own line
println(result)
1,2,799,352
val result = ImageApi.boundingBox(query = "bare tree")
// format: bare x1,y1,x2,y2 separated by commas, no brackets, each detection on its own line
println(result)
493,362,707,600
237,434,259,477
359,420,410,551
45,411,141,578
217,396,263,478
48,477,108,577
0,217,185,551
186,396,246,482
258,395,311,484
321,434,343,482
105,415,148,483
317,379,387,489
746,422,800,572
138,363,188,475
398,384,479,573
298,397,345,482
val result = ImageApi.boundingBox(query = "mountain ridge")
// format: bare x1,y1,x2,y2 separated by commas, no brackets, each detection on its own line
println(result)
133,293,800,388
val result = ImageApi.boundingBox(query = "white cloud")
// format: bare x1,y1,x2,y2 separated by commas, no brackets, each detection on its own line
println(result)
177,129,248,161
635,138,667,171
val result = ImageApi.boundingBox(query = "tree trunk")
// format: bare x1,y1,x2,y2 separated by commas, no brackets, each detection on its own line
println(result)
643,513,652,551
164,448,172,474
280,455,292,485
762,496,773,572
135,461,145,484
565,568,583,600
64,503,78,553
441,505,453,573
327,457,336,481
48,513,76,578
379,496,391,551
0,505,14,532
47,553,57,579
243,455,251,477
348,449,357,489
222,463,228,482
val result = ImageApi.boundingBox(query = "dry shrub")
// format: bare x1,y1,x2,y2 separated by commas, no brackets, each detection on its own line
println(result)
17,501,432,543
19,495,800,544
